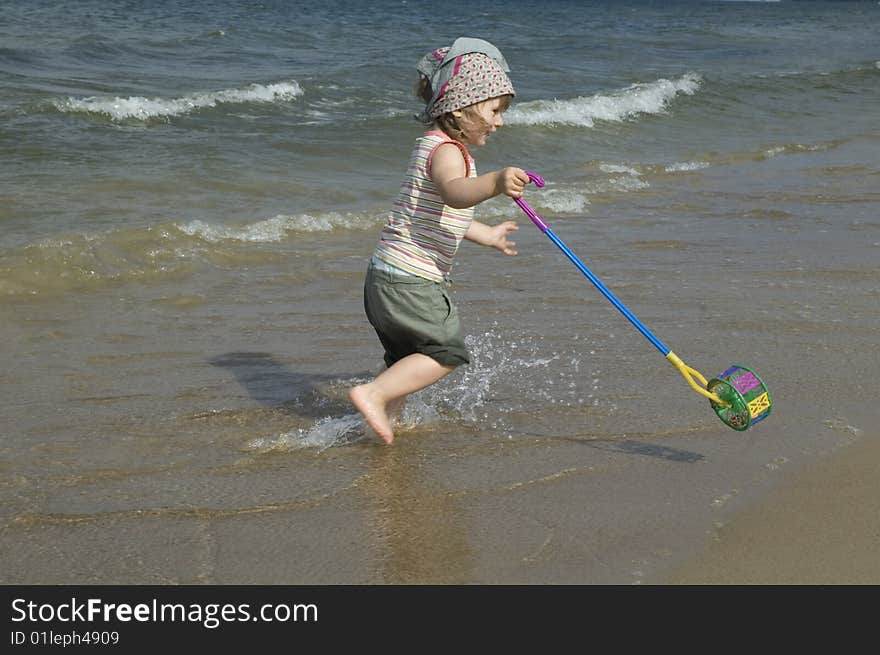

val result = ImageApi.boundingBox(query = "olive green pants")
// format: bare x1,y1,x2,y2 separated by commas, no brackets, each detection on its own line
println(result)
363,262,470,368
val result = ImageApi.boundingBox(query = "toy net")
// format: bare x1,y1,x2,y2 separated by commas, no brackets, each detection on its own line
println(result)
707,365,772,431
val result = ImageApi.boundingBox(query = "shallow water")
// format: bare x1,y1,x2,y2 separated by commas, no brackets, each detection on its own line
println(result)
1,0,878,583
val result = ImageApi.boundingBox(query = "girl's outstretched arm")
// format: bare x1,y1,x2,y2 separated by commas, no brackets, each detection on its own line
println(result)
431,143,529,209
465,219,518,255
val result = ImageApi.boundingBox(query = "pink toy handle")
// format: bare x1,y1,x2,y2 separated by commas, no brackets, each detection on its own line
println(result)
514,170,548,232
524,170,545,187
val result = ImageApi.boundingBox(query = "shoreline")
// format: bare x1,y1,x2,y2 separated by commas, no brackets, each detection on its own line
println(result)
662,433,880,584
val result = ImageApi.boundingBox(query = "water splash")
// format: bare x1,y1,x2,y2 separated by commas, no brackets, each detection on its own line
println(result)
245,329,604,451
246,414,365,452
413,329,601,432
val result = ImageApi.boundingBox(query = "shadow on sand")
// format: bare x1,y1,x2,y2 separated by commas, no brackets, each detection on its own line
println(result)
566,437,705,463
208,351,364,419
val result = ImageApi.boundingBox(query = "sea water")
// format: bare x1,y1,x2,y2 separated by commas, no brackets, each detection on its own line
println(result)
2,0,878,583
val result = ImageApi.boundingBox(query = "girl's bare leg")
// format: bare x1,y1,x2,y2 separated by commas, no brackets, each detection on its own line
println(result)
349,354,454,444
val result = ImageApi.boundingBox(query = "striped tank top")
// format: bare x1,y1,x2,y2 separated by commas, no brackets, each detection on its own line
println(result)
373,130,476,282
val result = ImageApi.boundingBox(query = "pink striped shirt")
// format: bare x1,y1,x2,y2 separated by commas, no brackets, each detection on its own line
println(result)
373,131,476,282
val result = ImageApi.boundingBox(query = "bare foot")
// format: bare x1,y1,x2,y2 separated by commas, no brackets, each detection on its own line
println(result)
349,385,394,444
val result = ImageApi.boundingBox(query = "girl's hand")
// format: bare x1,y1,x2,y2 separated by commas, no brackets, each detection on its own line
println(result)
496,167,530,199
464,219,519,255
488,220,519,255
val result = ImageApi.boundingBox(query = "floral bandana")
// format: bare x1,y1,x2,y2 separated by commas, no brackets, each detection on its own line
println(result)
416,37,515,121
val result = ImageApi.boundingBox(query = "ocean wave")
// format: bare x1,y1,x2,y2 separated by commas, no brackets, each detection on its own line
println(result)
177,212,380,243
0,211,383,297
600,164,641,176
480,169,661,219
506,73,702,127
536,188,592,214
593,163,650,192
482,185,594,219
51,80,303,121
762,142,833,159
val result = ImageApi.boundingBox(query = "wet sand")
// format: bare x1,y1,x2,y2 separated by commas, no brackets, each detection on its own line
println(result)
4,425,877,586
663,433,880,585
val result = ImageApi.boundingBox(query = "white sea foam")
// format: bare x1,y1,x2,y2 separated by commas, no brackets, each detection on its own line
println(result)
609,176,650,192
538,188,591,214
665,161,710,172
52,80,303,121
600,163,641,176
506,73,702,127
177,212,381,243
482,185,592,219
764,142,828,158
594,162,650,192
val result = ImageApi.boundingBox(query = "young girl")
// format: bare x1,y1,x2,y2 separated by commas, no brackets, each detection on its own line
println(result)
349,37,531,444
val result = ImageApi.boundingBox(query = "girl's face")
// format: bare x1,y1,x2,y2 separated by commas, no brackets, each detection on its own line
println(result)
457,97,507,146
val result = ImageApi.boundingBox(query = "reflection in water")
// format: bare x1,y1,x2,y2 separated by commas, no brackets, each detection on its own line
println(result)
362,441,472,584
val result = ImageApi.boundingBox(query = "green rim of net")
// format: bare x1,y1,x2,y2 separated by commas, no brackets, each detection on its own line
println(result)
707,378,751,431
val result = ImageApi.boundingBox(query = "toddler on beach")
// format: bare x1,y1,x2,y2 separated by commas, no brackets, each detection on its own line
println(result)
349,37,531,444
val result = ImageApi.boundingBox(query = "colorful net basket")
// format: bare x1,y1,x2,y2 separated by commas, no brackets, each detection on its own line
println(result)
707,365,772,431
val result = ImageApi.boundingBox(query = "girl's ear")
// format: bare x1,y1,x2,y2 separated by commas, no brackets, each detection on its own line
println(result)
451,110,464,119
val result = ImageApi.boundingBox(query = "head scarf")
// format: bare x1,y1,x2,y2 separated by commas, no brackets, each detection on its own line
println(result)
417,37,515,122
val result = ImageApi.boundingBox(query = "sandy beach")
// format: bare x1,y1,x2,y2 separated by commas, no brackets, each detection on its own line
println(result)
663,433,880,584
